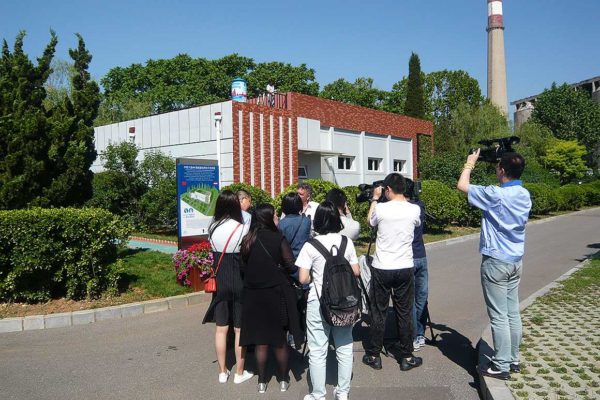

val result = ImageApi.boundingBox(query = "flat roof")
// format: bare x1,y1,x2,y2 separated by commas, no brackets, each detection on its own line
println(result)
511,75,600,105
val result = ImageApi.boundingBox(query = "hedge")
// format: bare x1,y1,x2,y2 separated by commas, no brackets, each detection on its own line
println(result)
524,183,557,215
419,180,462,228
0,208,131,302
221,182,272,211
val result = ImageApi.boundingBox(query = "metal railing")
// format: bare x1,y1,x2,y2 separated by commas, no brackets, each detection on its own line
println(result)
246,92,288,109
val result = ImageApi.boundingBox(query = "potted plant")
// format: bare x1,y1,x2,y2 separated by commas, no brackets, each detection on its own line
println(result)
173,241,213,292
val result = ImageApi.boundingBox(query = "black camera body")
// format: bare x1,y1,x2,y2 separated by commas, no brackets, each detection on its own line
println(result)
470,136,520,163
356,180,386,203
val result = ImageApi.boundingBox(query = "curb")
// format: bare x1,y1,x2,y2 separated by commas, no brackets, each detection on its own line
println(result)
129,236,177,246
476,258,591,400
0,291,212,334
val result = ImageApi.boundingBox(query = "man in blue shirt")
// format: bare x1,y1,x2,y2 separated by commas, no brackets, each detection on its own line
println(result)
458,149,532,380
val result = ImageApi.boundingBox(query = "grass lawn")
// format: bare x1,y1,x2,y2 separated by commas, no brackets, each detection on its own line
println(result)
0,248,191,318
509,253,600,400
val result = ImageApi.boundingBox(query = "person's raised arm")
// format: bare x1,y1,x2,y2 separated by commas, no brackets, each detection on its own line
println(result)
367,186,383,227
457,149,480,194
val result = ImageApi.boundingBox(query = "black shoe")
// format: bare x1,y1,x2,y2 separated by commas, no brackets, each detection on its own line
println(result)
362,354,382,370
479,363,510,380
400,356,423,371
510,363,521,373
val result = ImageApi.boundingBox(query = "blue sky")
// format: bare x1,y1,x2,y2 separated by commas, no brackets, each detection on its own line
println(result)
1,0,598,110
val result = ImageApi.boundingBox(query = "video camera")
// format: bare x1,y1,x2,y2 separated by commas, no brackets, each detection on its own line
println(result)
356,180,386,203
470,136,520,163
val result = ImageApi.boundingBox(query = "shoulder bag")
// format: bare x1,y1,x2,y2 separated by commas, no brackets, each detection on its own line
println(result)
205,223,242,293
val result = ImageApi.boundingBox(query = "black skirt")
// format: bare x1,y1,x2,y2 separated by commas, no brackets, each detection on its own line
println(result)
202,252,244,327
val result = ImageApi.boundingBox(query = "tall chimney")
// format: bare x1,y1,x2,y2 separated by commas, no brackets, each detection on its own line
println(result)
487,0,508,115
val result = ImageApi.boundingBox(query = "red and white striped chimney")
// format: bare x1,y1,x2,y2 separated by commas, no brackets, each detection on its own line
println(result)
487,0,508,115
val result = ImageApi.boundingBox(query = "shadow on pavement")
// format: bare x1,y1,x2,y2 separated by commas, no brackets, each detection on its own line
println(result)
432,323,481,392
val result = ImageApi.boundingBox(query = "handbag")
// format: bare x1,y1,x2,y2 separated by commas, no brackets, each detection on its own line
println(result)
205,223,242,293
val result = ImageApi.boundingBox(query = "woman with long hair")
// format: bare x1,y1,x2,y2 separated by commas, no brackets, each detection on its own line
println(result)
239,204,303,394
296,201,360,400
202,190,253,385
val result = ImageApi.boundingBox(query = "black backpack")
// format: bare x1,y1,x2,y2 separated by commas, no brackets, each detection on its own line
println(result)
309,236,361,327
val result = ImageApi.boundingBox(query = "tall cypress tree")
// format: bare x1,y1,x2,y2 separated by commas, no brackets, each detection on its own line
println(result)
0,31,56,209
404,52,425,119
45,34,100,206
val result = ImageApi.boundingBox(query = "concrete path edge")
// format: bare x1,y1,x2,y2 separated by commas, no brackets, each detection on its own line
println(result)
476,257,591,400
0,291,212,334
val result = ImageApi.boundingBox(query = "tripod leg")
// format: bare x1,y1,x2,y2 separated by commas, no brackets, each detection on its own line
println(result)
424,302,437,345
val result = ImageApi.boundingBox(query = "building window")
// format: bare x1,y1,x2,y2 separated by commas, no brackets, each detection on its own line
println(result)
393,159,406,173
338,156,354,170
298,166,308,178
368,157,383,172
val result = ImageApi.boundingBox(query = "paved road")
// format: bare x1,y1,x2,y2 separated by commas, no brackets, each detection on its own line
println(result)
1,208,599,400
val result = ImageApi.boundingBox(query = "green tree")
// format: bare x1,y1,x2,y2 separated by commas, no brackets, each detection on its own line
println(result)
404,52,425,118
514,121,554,163
138,151,177,232
0,31,57,209
320,77,385,109
246,61,319,96
385,69,483,124
44,34,100,206
532,82,600,165
435,101,510,155
88,142,145,219
542,140,588,184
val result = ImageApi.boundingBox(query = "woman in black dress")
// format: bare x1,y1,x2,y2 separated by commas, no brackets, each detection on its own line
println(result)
239,204,303,394
203,190,253,385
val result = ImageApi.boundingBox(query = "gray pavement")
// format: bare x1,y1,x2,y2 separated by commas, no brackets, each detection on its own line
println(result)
1,208,599,400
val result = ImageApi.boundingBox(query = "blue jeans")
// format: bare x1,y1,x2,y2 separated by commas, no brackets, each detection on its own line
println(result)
305,299,353,398
412,257,429,338
481,255,523,372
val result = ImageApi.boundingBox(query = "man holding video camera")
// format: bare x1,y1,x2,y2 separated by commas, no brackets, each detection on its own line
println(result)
457,149,531,380
362,173,423,372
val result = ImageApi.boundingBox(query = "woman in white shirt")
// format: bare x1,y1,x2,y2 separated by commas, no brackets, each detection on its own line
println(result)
202,190,253,385
296,201,360,400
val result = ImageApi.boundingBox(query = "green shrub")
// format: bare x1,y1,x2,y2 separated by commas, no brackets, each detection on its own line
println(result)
456,192,482,226
579,182,600,206
525,183,556,215
556,184,586,210
0,208,131,302
273,179,340,214
420,180,462,228
343,185,371,238
521,161,561,187
419,153,494,187
221,182,273,209
138,179,178,232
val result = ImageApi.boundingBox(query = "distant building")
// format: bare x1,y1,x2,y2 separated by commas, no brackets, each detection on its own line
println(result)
93,93,433,196
511,75,600,130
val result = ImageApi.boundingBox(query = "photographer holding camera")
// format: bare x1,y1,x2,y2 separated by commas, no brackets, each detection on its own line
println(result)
457,149,531,380
362,173,423,372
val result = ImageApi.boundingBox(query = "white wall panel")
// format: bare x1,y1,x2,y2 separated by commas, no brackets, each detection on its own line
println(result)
142,117,152,148
297,118,308,149
118,122,127,143
169,111,179,144
189,107,200,142
159,114,170,146
151,115,161,147
110,123,119,145
199,106,211,142
306,119,321,149
179,110,190,144
220,101,233,139
390,137,413,178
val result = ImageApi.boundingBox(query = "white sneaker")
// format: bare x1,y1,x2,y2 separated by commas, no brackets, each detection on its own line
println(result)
303,395,326,400
233,370,254,384
218,370,230,383
413,335,426,351
333,386,349,400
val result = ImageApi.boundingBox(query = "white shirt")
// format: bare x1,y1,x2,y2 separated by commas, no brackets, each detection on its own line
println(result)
209,218,249,253
296,233,359,302
241,210,251,225
340,214,360,241
369,200,421,270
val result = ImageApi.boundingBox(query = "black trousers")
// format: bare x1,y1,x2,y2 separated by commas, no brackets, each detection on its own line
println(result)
366,267,415,359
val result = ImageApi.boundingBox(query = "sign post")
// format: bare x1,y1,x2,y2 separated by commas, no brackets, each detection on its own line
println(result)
176,158,219,250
